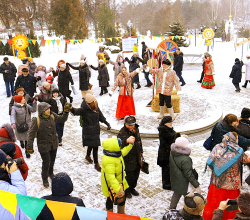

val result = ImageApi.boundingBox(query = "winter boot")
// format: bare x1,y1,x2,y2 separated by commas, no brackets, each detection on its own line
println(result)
125,189,132,199
85,155,93,164
168,107,175,120
106,208,113,212
94,163,102,172
130,188,139,196
20,141,24,149
242,81,248,88
117,205,125,214
24,141,30,158
158,106,165,119
69,96,73,103
42,178,49,188
136,83,141,89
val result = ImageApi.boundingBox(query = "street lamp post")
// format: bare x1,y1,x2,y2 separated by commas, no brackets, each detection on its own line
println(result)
7,29,12,39
127,20,132,36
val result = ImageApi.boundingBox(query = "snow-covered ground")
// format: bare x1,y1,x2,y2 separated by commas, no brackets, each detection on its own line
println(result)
1,39,250,219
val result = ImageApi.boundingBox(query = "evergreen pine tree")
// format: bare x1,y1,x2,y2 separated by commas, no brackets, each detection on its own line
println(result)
0,42,12,55
165,22,188,47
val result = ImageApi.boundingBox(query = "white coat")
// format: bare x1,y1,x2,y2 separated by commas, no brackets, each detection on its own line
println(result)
244,59,250,81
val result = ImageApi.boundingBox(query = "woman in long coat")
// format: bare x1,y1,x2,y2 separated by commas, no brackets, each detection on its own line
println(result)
10,95,37,158
201,54,215,89
242,55,250,88
109,55,125,81
90,60,109,96
110,66,139,119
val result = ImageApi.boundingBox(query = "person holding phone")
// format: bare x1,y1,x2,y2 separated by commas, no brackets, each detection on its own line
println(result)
203,132,250,220
212,192,250,219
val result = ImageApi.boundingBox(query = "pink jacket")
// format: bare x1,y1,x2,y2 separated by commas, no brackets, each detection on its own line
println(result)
150,68,181,96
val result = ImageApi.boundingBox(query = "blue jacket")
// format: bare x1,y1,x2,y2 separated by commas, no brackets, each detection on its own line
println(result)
229,61,243,84
0,170,28,220
211,120,250,151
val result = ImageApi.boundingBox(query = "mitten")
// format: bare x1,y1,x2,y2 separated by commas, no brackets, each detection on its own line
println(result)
64,102,72,112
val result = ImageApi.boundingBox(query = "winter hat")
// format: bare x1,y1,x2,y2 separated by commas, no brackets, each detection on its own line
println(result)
60,63,66,68
160,116,173,126
46,74,53,82
175,137,189,148
0,149,6,166
241,107,250,119
124,115,136,126
237,192,250,216
1,143,16,158
235,58,240,62
85,93,96,104
180,193,207,215
28,57,33,62
52,172,73,196
141,41,145,45
163,59,171,66
52,88,60,94
21,57,28,64
14,95,23,103
15,87,24,94
21,68,29,72
99,59,105,64
3,57,8,61
43,82,50,88
117,138,122,147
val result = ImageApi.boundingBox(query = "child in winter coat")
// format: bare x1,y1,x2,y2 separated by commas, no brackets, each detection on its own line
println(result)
28,57,37,76
101,136,135,214
90,60,110,96
48,88,66,146
46,74,57,89
35,64,52,91
38,82,53,103
229,58,243,92
11,95,37,158
169,137,201,210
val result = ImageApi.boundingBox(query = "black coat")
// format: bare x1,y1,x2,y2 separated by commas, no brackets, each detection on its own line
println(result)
0,62,17,82
37,173,85,220
91,64,109,87
229,61,243,84
71,100,107,147
67,63,90,90
53,69,74,97
142,45,147,56
157,125,180,167
117,124,143,172
173,52,184,72
48,95,66,115
127,56,140,82
237,119,250,139
14,74,37,97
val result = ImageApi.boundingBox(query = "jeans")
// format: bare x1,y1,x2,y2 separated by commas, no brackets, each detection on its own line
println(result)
40,149,57,179
87,146,98,164
176,71,185,84
5,81,14,97
144,71,152,85
159,93,172,108
55,122,64,143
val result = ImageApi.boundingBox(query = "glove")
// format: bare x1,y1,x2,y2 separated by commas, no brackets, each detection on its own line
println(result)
36,76,41,81
26,149,34,154
195,186,202,194
109,91,113,97
64,102,72,113
105,122,111,130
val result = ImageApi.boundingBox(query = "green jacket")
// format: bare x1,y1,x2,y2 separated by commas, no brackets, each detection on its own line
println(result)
101,136,133,197
169,143,199,195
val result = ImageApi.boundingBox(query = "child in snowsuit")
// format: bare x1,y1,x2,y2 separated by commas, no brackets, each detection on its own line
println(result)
35,64,52,91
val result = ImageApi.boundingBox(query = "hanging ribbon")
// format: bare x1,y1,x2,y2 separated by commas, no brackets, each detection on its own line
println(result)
27,46,32,57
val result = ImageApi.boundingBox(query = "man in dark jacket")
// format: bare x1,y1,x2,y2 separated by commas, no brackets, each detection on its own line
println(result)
15,68,38,98
163,193,206,220
27,102,70,187
229,58,243,92
141,41,147,57
0,57,17,97
212,192,250,220
117,115,143,198
173,48,185,86
37,172,85,220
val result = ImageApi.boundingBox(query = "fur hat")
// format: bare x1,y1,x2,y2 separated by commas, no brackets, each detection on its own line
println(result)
160,116,173,126
0,124,16,142
14,95,23,103
85,93,96,104
99,59,105,64
0,150,7,166
1,143,16,158
175,137,189,148
163,59,171,66
235,58,240,62
237,192,250,216
241,108,250,119
15,87,24,94
60,63,66,68
181,193,207,215
43,82,50,88
3,57,8,61
124,115,136,125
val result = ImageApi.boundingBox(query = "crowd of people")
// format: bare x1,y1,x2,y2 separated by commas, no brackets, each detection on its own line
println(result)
0,44,250,220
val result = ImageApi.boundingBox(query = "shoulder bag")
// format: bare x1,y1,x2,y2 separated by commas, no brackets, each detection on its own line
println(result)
16,106,29,133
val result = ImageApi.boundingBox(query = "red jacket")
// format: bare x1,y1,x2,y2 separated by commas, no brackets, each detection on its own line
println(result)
0,125,28,180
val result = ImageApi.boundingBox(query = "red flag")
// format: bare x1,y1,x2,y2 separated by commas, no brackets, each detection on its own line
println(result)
41,40,46,46
7,39,12,45
65,40,70,44
107,212,140,220
149,36,152,40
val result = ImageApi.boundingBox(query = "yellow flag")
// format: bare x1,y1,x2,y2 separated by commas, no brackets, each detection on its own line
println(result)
78,40,83,43
153,36,157,40
90,39,94,43
46,200,76,220
98,38,102,42
108,38,112,42
189,35,192,39
142,36,144,39
178,36,181,40
31,40,37,45
171,36,175,40
115,37,119,41
196,35,200,38
0,190,17,218
70,40,75,44
47,40,51,45
56,40,60,45
161,36,164,40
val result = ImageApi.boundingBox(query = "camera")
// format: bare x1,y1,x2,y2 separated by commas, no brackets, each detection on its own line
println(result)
5,157,24,169
226,199,238,211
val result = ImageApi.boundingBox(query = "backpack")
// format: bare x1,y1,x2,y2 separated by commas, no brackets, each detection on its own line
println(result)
35,114,55,137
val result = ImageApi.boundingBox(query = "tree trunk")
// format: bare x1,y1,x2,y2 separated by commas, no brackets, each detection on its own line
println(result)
64,41,67,53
